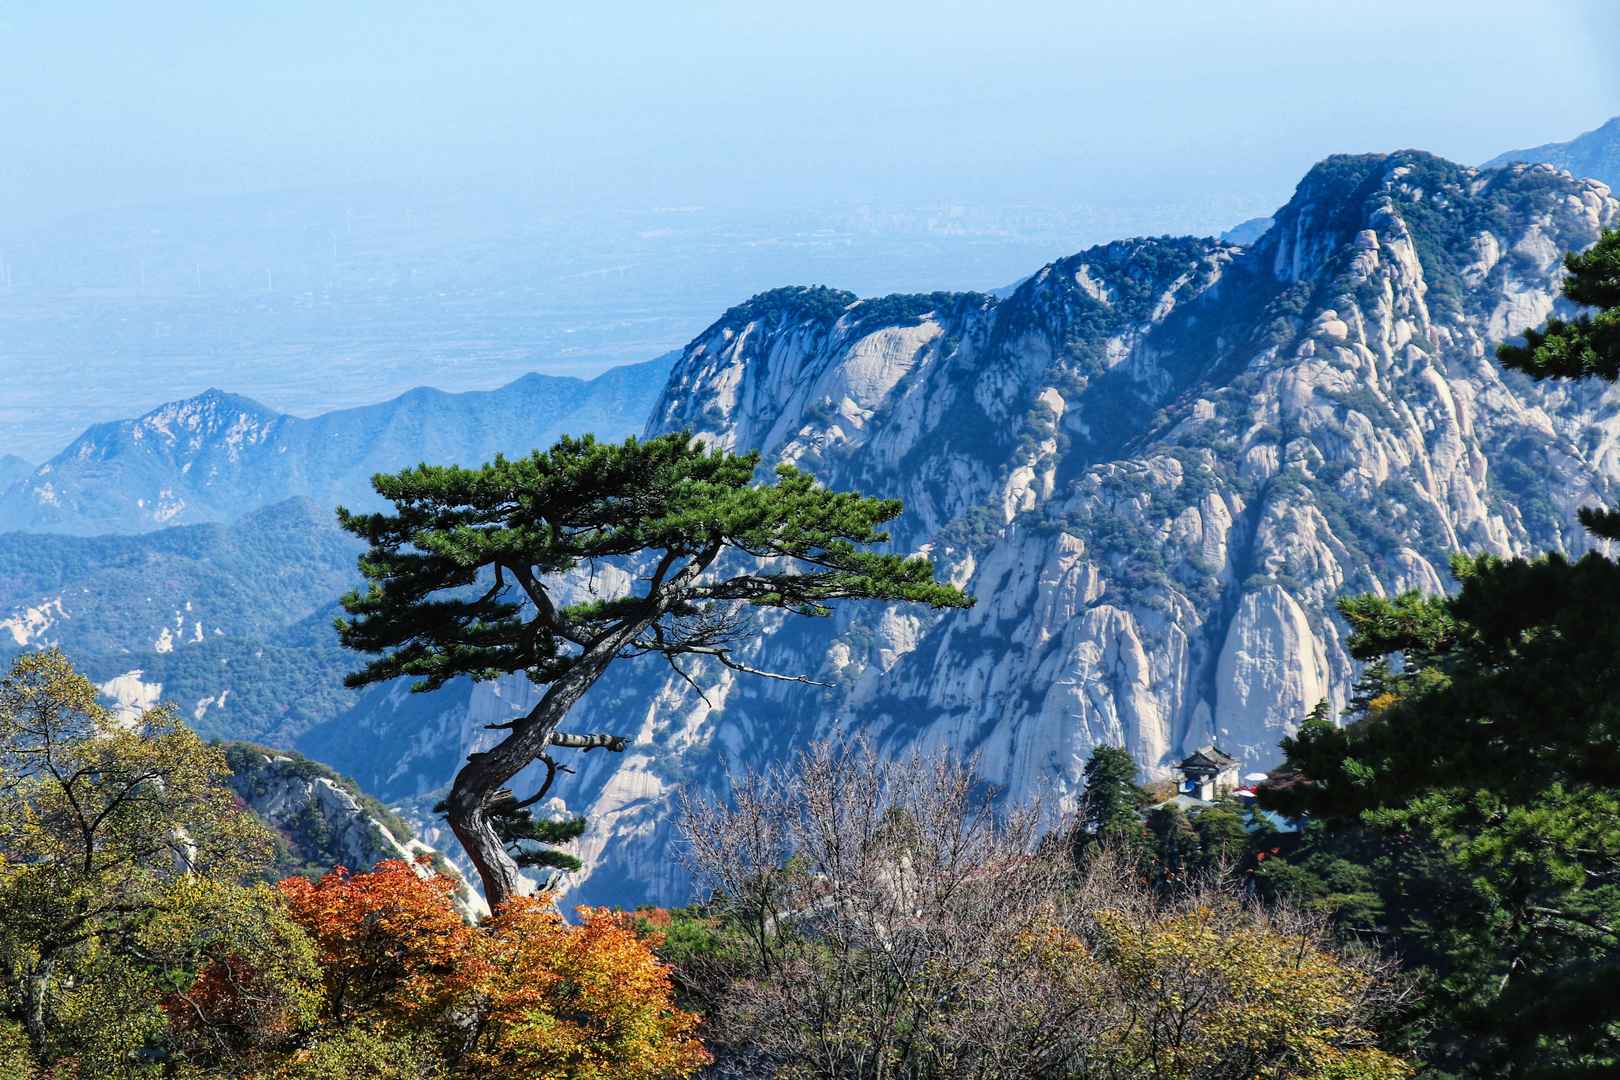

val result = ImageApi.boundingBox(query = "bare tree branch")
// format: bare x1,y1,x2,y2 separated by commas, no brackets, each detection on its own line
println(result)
509,755,560,811
548,731,629,752
664,653,715,708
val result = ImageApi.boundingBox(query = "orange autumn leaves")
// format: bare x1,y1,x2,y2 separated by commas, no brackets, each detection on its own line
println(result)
476,898,710,1080
278,860,485,1032
182,858,708,1080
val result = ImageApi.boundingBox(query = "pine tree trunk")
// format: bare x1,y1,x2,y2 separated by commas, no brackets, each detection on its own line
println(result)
446,621,650,911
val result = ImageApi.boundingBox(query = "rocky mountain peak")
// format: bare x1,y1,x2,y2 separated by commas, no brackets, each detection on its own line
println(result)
70,388,284,459
713,285,860,334
507,147,1620,906
129,388,285,453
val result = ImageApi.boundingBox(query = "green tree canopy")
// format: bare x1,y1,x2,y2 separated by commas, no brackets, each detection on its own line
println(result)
1263,553,1620,1075
1262,228,1620,1078
0,649,289,1068
337,432,972,907
1077,745,1147,861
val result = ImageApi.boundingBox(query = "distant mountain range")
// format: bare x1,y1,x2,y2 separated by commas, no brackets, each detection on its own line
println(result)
1218,216,1274,245
1484,115,1620,185
0,498,359,744
0,353,686,897
0,353,676,535
0,346,686,744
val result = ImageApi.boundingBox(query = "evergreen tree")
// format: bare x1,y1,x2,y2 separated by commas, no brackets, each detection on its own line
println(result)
1078,745,1147,859
433,789,586,881
1188,800,1249,872
1499,227,1620,541
1263,229,1620,1078
1251,820,1395,934
489,806,586,875
1145,805,1201,885
337,433,972,907
1497,228,1620,375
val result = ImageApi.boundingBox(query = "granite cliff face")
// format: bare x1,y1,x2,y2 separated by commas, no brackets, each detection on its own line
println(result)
297,151,1620,909
222,742,485,917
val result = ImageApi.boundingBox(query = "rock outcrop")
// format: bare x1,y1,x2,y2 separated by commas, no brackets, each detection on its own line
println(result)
223,742,486,917
306,150,1620,910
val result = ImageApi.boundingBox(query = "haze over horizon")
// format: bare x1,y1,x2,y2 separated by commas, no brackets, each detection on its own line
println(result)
2,0,1617,461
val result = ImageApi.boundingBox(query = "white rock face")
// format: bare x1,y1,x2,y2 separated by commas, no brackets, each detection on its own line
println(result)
1,596,66,646
327,152,1620,912
234,751,487,918
1212,586,1330,763
98,670,164,723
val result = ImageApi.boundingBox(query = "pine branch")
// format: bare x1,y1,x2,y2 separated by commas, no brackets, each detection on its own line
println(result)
549,731,630,752
692,646,832,688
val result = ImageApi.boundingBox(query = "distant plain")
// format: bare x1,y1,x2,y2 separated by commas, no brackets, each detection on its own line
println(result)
0,185,1269,462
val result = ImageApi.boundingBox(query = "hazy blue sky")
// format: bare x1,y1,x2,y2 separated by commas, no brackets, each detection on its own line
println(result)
2,1,1619,462
2,0,1617,232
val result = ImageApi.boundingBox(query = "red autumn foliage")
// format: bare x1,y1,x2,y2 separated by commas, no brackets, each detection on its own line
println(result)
163,953,292,1051
276,856,489,1028
252,857,709,1078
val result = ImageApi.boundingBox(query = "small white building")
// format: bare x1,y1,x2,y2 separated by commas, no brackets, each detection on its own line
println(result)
1175,745,1241,802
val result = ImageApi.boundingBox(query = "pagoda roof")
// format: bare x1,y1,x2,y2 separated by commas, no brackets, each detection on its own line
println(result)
1177,745,1240,771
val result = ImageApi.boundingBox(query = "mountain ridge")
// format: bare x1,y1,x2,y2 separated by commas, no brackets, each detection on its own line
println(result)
0,496,362,743
222,740,487,917
0,353,678,535
1482,115,1620,186
11,138,1617,914
314,147,1619,909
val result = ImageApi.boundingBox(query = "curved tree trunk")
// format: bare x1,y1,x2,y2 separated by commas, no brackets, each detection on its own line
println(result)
447,621,650,911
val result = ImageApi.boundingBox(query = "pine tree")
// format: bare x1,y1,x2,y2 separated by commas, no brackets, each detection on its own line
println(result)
1498,228,1620,539
1188,801,1249,872
337,433,972,907
1145,805,1201,884
432,791,587,881
1497,228,1620,379
1263,228,1620,1077
1078,745,1146,859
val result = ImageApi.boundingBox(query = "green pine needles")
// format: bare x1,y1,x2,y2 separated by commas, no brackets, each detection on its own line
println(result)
1497,228,1620,383
1260,228,1620,1076
335,432,972,907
